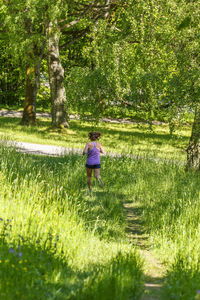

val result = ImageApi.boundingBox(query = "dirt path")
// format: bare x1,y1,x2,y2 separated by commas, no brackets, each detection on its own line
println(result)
124,202,166,300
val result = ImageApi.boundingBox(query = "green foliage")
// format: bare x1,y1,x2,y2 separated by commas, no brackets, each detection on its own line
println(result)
177,16,191,30
0,51,24,106
64,0,200,124
78,252,143,300
1,0,199,125
122,155,200,299
66,66,108,120
0,143,143,299
0,6,25,106
1,111,200,297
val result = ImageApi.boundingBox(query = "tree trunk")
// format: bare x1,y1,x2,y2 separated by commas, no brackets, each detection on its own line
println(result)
21,66,37,125
21,47,43,125
47,21,69,128
186,103,200,170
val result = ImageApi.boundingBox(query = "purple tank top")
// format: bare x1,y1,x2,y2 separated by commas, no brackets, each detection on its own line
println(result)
86,142,100,165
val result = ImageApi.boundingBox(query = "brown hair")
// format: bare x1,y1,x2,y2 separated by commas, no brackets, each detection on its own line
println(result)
88,132,101,141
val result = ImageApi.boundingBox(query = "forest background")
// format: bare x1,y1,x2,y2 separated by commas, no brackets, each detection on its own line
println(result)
1,1,200,299
0,0,200,168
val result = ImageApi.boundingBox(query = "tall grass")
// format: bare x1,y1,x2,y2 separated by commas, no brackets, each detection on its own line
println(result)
0,143,143,300
1,135,200,299
118,155,200,300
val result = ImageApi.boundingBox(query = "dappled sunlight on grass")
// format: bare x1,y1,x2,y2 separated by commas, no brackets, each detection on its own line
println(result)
0,130,200,298
0,146,144,299
0,116,191,160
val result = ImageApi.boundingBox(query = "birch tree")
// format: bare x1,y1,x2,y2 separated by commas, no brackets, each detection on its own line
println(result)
46,0,119,128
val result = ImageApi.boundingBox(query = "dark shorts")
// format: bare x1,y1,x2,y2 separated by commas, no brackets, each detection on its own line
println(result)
86,164,101,169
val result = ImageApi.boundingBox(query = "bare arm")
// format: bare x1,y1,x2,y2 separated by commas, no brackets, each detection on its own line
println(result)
83,143,88,155
99,144,105,154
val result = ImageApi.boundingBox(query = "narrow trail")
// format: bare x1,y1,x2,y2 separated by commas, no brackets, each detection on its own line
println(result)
123,202,166,300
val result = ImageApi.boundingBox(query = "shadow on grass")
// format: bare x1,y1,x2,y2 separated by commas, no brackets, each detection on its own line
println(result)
76,189,127,240
162,265,200,300
95,190,126,201
71,121,189,151
0,234,143,300
0,238,85,300
122,203,168,300
0,117,190,153
0,146,129,241
0,117,71,143
143,268,200,299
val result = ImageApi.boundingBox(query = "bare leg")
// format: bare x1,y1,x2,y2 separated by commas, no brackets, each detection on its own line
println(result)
86,168,93,190
94,168,103,188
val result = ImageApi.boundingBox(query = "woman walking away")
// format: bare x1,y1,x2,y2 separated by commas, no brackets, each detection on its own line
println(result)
83,132,104,192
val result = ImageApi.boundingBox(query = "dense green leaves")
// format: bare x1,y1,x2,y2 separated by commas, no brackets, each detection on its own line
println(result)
0,0,200,122
65,0,199,120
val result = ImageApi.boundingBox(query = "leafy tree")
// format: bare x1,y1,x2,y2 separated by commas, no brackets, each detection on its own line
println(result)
1,0,200,171
1,0,47,124
66,0,200,171
66,0,177,119
46,0,120,127
0,40,24,107
1,0,120,126
0,1,24,107
172,1,200,170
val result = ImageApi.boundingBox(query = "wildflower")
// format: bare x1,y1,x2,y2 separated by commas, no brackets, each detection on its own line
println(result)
18,252,22,257
0,260,2,263
5,259,9,263
23,267,27,272
19,260,22,264
11,264,15,268
0,218,3,221
9,248,15,254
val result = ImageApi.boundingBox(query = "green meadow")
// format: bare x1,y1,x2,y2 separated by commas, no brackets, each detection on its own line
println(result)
1,116,200,299
0,144,143,300
0,116,191,160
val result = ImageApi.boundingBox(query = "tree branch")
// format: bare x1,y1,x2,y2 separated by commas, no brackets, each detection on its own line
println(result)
59,2,95,30
60,28,90,48
59,0,116,30
74,0,110,9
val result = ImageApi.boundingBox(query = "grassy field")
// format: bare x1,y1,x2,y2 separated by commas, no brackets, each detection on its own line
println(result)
128,158,200,300
1,142,200,299
0,144,143,300
1,115,200,299
0,116,192,161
